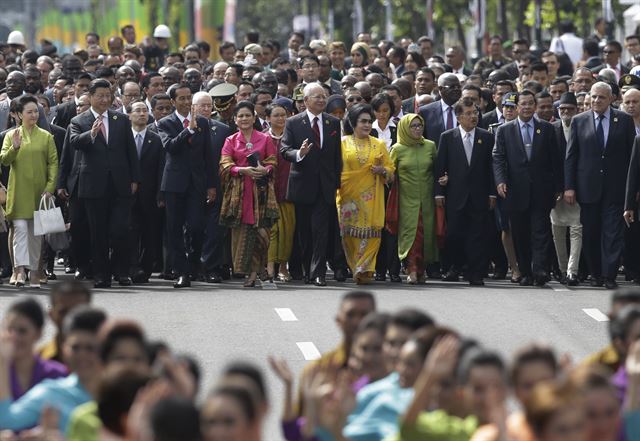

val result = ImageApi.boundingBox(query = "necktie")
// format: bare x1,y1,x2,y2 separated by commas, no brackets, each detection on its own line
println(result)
464,132,473,165
446,106,454,130
183,117,190,129
499,115,505,124
135,133,143,158
523,123,532,160
312,116,321,148
100,114,107,143
596,114,605,150
262,120,269,130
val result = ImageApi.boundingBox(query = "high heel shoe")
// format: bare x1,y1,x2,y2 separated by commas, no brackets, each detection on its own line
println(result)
15,271,26,287
243,278,256,288
407,272,418,285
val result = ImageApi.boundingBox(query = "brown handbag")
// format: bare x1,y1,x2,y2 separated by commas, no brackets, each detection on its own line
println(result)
0,183,6,206
385,179,399,235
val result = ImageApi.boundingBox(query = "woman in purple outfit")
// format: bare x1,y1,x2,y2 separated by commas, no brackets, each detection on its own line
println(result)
2,297,67,399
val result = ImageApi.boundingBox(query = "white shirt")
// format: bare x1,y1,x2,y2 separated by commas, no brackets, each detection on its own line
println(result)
175,111,195,134
145,98,153,113
90,107,109,142
440,100,457,129
606,63,623,80
549,33,583,66
372,119,396,152
459,125,475,141
132,127,147,140
296,110,324,162
495,107,504,123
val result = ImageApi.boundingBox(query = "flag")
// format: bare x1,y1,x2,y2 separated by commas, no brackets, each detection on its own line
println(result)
353,0,364,39
425,0,434,40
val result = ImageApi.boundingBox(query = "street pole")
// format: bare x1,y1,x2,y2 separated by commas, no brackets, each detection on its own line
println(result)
531,0,542,54
603,0,614,42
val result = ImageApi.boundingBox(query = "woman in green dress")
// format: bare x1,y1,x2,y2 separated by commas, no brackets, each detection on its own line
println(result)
390,114,438,284
0,95,58,288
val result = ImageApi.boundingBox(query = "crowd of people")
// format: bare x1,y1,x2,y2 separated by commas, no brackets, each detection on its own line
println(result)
0,19,640,289
1,282,640,441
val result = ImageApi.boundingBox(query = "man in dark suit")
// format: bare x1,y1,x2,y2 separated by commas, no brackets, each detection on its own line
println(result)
445,46,472,76
192,90,232,283
127,100,165,283
69,79,141,288
158,83,216,288
480,80,515,130
493,90,563,286
566,82,636,289
625,136,640,251
402,67,436,115
589,41,630,80
52,73,92,129
435,97,496,285
419,73,462,146
281,83,342,286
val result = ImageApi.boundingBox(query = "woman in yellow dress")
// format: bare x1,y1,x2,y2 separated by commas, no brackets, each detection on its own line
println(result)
336,104,394,284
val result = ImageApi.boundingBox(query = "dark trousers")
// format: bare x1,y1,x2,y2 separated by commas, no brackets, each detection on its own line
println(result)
164,187,206,276
130,197,161,277
295,196,331,279
82,189,131,281
580,201,625,279
375,186,400,277
624,216,640,280
489,208,508,273
327,203,348,272
509,206,552,277
445,202,489,279
201,199,229,274
69,194,91,272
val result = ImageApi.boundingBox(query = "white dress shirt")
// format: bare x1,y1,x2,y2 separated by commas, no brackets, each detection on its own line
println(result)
90,107,109,142
372,119,395,151
296,110,324,162
175,111,195,134
440,100,457,128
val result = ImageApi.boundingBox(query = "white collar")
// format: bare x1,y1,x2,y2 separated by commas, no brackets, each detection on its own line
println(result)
175,111,191,124
593,108,611,120
459,126,475,138
306,109,322,123
90,108,108,119
132,127,147,138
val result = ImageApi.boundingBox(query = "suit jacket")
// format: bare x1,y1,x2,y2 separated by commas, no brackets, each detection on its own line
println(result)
0,99,50,132
480,109,500,130
57,129,79,194
493,118,562,212
69,109,141,199
207,119,232,192
402,97,419,115
552,120,569,186
435,127,496,212
590,64,630,76
135,129,165,207
52,100,77,129
419,100,451,147
280,112,342,205
565,108,635,205
158,113,215,194
626,137,640,211
49,123,66,159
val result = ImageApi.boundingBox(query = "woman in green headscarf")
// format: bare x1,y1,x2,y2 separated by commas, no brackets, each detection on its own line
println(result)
390,114,438,284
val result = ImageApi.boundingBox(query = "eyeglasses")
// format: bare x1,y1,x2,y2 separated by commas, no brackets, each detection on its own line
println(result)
308,94,326,100
358,118,373,124
409,123,424,129
439,84,461,90
347,96,363,102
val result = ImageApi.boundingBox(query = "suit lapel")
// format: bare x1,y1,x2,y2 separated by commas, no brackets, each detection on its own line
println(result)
530,119,541,161
470,130,483,169
321,112,331,149
452,129,469,169
140,131,153,159
512,121,528,161
605,109,618,152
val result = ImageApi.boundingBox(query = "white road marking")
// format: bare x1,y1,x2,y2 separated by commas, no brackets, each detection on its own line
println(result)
549,282,570,292
274,308,298,321
582,308,610,322
296,342,321,360
260,280,278,290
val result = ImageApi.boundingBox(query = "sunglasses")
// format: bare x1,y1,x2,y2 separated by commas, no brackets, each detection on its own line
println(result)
347,97,363,102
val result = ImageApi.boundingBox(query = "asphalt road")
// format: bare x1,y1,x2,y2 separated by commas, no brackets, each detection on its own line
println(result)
0,273,621,440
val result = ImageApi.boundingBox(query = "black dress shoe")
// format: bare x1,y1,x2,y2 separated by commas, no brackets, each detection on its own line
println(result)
426,270,442,279
334,268,347,282
604,278,618,290
534,271,550,286
75,270,88,280
491,271,507,280
442,270,460,282
566,274,579,286
390,274,402,283
303,275,311,284
374,273,386,282
64,266,75,274
174,276,191,288
590,277,604,287
44,269,57,280
132,271,149,284
94,279,111,288
519,276,533,286
118,277,133,286
314,276,327,286
469,278,485,286
206,273,223,283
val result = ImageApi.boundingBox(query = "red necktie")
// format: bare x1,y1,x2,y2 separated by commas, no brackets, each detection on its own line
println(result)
183,117,190,129
100,115,107,142
312,117,321,148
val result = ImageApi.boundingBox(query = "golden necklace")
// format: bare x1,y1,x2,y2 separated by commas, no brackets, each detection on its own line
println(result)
352,135,372,165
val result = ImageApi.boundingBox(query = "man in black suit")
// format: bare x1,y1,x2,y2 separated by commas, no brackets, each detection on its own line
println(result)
435,97,496,285
192,90,232,283
566,82,636,289
445,46,472,76
480,80,515,129
401,67,436,114
493,90,563,286
158,83,216,288
419,73,462,146
590,41,630,80
127,100,165,283
69,79,141,288
280,83,342,286
52,73,92,129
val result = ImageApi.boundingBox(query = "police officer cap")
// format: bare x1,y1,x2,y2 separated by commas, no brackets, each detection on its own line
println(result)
619,74,640,90
502,92,518,107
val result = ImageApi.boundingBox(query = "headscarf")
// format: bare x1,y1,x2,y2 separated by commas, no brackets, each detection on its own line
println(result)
350,42,370,66
396,113,426,147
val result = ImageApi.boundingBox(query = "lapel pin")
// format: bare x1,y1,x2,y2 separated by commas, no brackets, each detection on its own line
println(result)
112,115,117,120
536,128,541,134
325,120,329,124
147,139,151,143
477,139,482,144
614,117,618,122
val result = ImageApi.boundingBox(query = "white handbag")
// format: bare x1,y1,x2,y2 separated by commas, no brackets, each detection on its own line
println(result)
33,195,66,236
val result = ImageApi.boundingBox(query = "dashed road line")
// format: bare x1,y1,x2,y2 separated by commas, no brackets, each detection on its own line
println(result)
548,281,570,292
274,308,298,321
296,342,321,360
582,308,609,322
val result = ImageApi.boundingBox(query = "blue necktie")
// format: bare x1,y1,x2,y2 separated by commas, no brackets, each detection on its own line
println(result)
596,114,605,150
523,123,532,160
